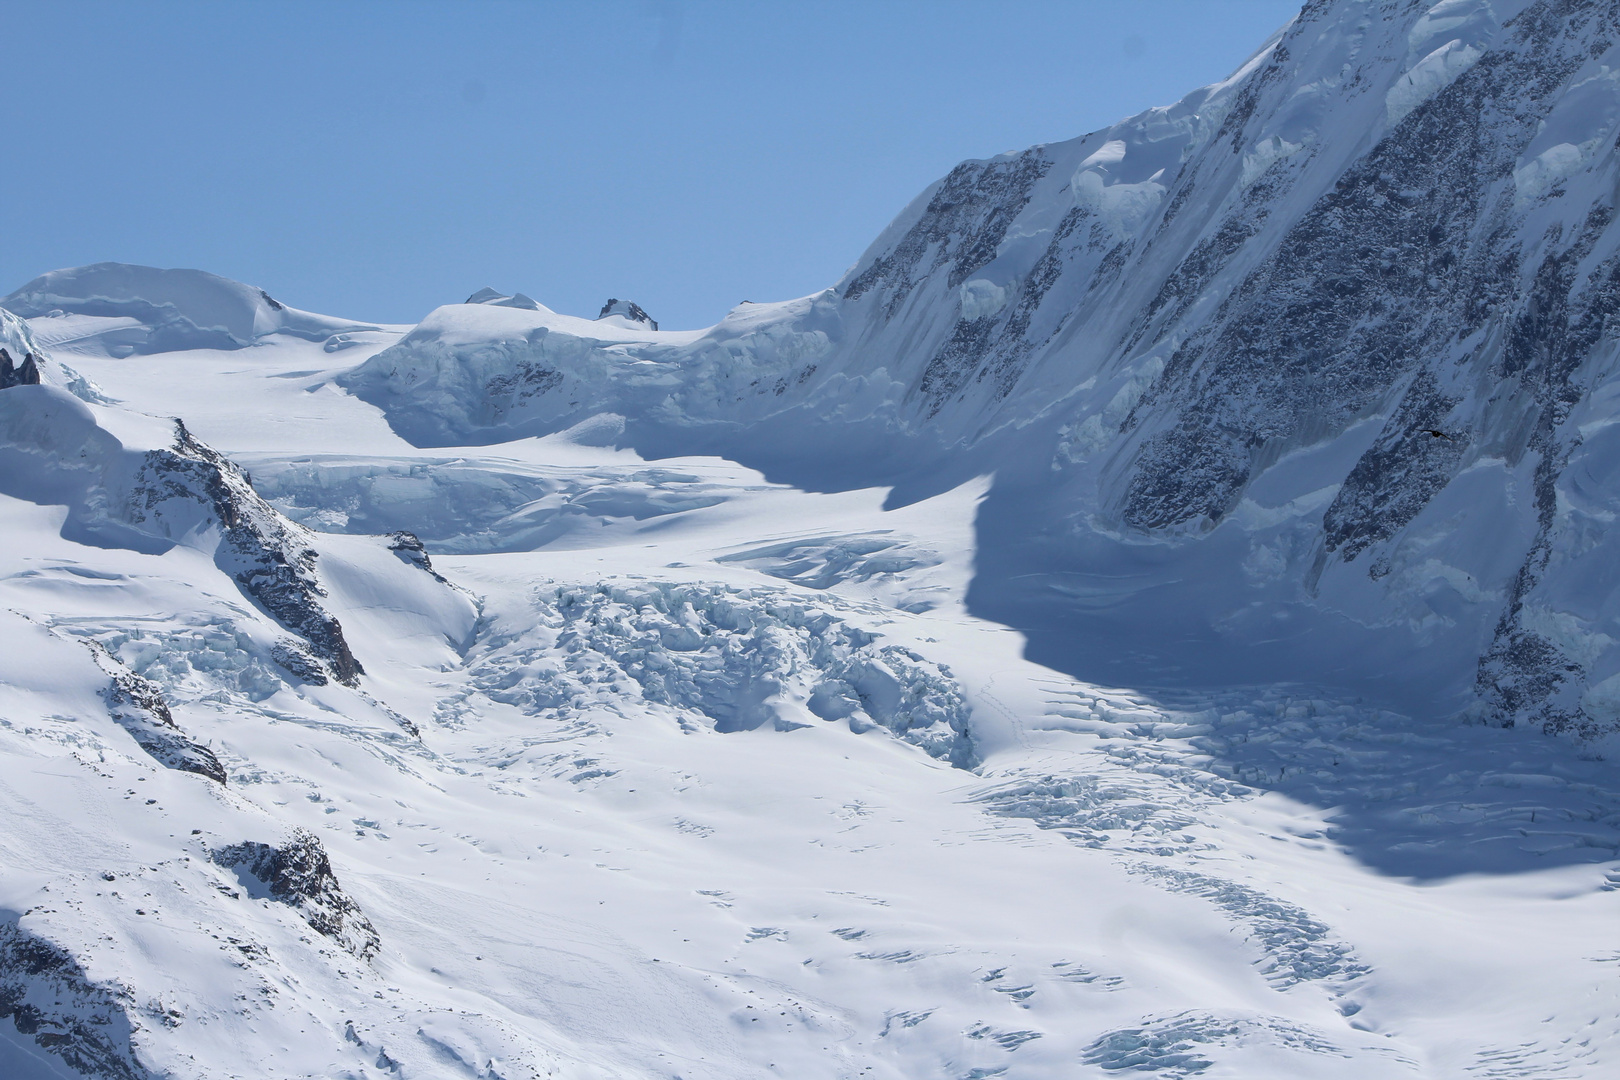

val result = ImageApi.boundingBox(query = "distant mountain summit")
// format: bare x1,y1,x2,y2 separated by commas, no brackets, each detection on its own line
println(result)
3,263,380,354
596,298,656,331
464,287,545,311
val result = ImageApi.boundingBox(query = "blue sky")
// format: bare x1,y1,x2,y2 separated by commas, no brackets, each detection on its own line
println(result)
3,1,1301,329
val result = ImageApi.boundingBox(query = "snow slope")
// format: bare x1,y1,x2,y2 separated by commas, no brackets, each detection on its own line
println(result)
7,320,1620,1080
5,1,1620,1078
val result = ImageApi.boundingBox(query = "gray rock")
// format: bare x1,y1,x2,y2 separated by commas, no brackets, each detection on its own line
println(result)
213,831,380,960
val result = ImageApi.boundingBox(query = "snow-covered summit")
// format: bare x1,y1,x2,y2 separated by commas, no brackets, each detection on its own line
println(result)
464,287,547,311
3,263,382,355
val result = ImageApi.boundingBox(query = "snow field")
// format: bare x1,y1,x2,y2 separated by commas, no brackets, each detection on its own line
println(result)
0,320,1614,1076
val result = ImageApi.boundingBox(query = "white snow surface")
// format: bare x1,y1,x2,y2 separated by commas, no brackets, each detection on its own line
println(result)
5,2,1620,1078
6,316,1619,1080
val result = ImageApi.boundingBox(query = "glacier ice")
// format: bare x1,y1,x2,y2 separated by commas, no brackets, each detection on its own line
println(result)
5,1,1620,1077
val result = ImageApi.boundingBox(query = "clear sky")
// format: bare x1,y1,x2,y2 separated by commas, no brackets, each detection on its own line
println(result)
3,0,1301,330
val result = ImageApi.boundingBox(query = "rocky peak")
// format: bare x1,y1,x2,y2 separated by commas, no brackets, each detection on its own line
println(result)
596,298,657,331
0,347,41,389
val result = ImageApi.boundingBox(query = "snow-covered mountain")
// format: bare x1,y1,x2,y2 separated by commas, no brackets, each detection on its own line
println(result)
333,0,1620,739
6,2,1620,1078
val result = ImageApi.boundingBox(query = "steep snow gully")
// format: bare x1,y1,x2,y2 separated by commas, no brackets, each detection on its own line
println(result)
7,2,1620,1078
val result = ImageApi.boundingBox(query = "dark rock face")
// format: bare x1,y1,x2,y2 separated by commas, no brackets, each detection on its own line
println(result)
213,831,381,960
0,348,41,389
1320,370,1469,567
597,298,657,330
270,639,328,686
1474,209,1620,736
1122,10,1593,532
95,645,227,784
909,204,1091,416
484,363,563,422
844,150,1051,318
0,918,152,1080
127,420,364,686
388,530,449,584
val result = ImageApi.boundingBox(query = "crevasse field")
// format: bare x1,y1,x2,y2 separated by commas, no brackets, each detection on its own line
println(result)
6,1,1620,1077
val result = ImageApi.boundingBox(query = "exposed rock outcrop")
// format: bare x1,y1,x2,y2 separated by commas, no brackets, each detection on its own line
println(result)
0,918,152,1080
0,388,364,687
0,347,41,389
387,530,450,584
91,643,228,784
124,419,363,686
213,831,381,960
596,298,657,331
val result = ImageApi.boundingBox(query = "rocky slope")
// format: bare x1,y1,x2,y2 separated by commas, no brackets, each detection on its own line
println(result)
0,387,366,687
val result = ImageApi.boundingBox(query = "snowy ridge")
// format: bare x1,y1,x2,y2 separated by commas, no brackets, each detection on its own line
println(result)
3,1,1620,1078
0,388,369,687
5,264,385,356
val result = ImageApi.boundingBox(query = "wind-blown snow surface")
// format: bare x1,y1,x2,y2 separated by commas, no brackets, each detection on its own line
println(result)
8,1,1620,1076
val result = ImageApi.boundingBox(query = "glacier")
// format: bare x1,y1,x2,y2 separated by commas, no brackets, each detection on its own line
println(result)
5,1,1620,1077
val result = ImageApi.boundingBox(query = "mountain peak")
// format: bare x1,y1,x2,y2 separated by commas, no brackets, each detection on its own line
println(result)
464,287,545,311
596,298,657,331
2,262,379,353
